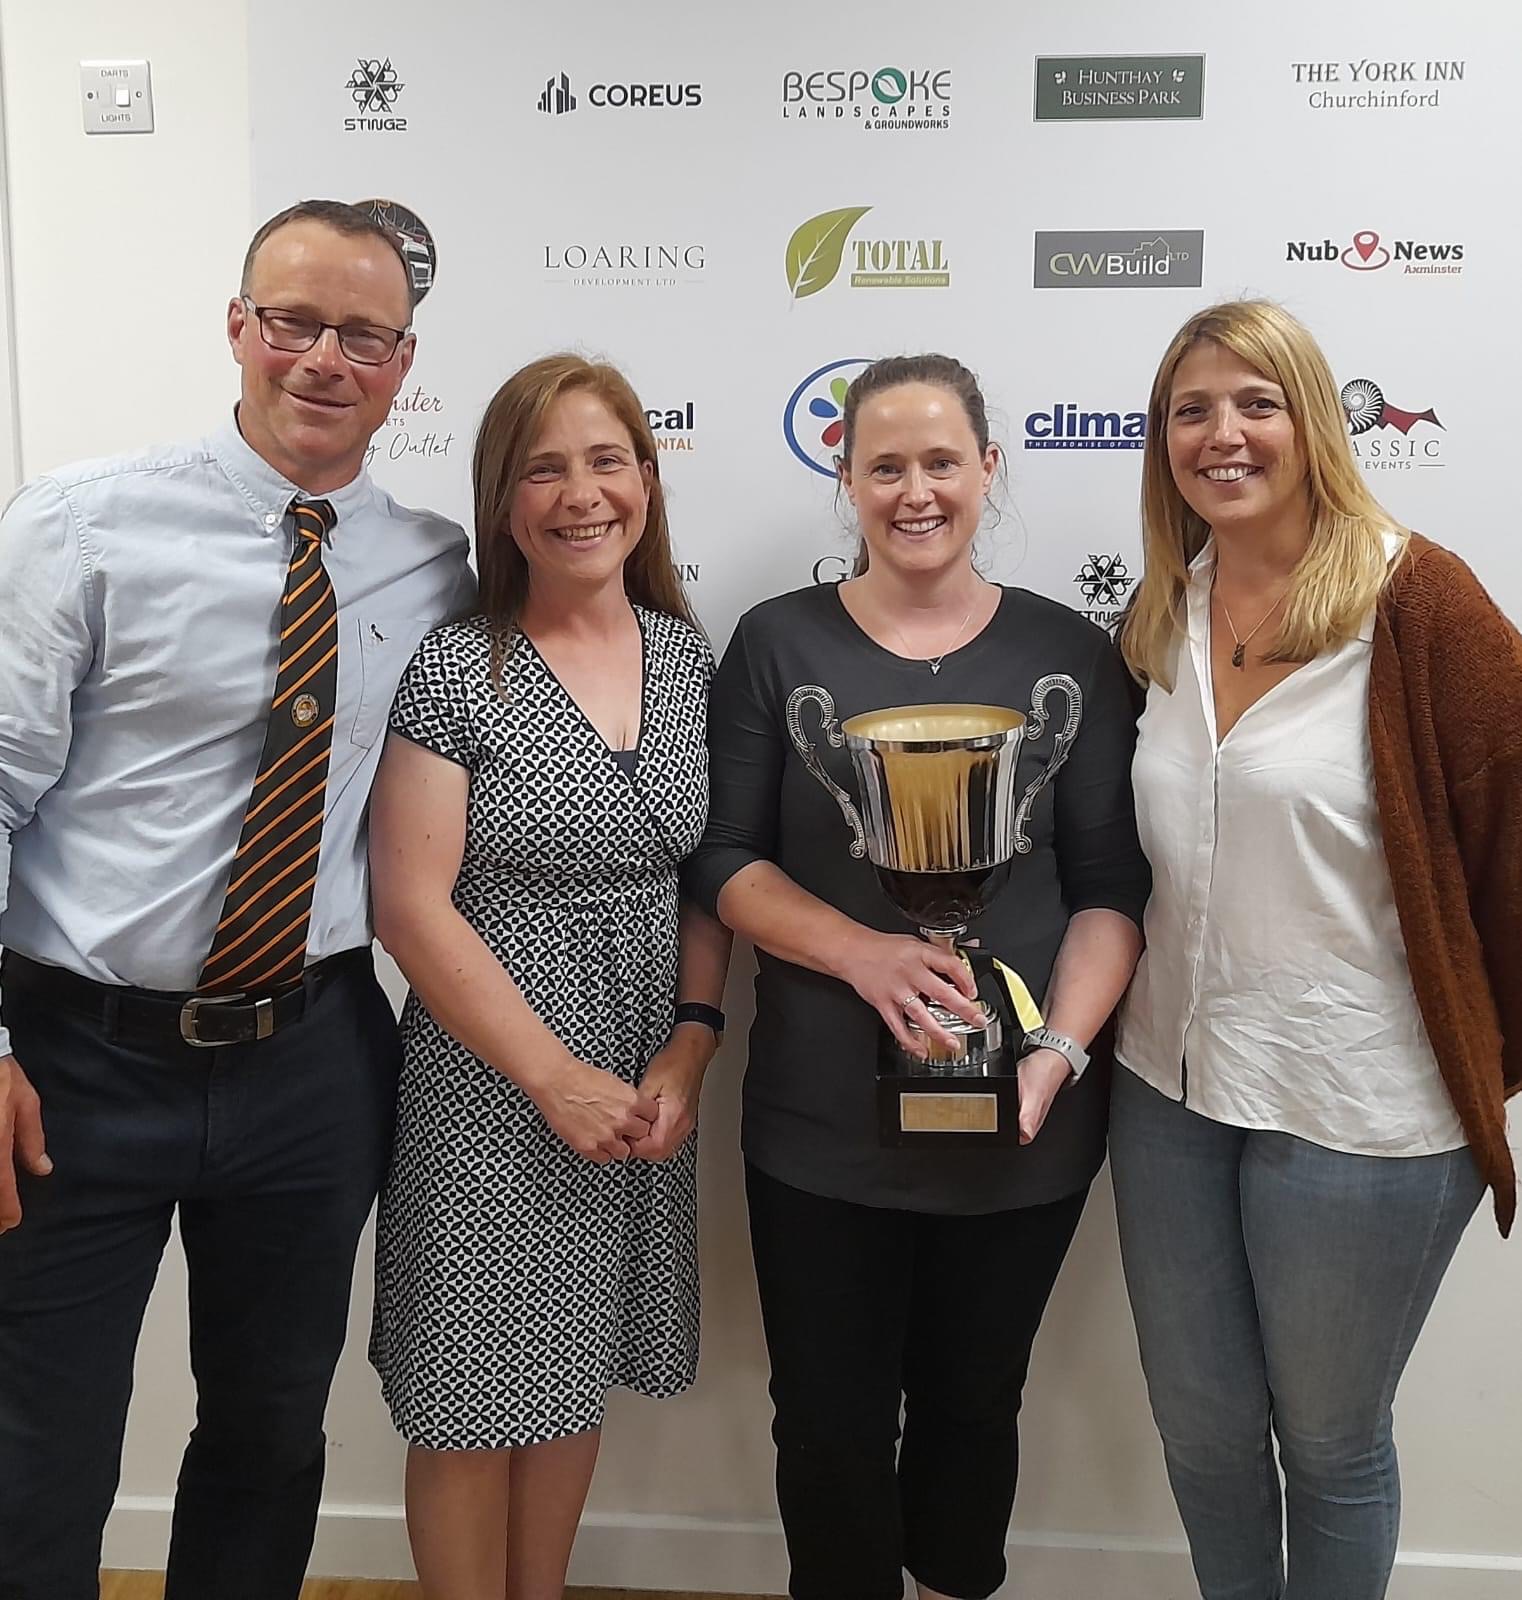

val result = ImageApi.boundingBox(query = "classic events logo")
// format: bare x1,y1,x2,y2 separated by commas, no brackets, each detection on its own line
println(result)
1290,56,1465,111
785,208,949,299
1034,231,1204,288
1035,55,1204,120
536,71,701,113
344,57,405,132
1341,378,1444,471
1025,403,1145,451
1286,228,1463,276
782,66,952,131
784,358,872,476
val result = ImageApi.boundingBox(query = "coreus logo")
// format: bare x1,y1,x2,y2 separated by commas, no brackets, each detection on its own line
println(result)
536,71,700,112
1341,378,1445,471
1025,403,1146,451
355,197,436,303
784,358,872,476
1035,55,1204,120
543,242,706,290
1034,231,1203,288
1290,57,1465,111
646,402,697,453
781,66,952,131
1285,229,1464,276
344,58,406,132
1074,553,1136,625
785,207,949,299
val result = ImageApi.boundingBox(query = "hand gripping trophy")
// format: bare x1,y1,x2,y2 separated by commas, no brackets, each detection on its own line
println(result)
788,680,1082,1146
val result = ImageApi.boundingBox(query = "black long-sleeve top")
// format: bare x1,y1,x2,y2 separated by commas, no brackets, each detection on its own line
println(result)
685,582,1150,1214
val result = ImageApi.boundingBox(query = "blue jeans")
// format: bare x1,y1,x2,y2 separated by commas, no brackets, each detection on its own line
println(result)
1108,1067,1483,1600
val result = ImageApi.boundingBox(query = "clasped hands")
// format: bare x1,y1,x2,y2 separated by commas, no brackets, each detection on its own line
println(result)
525,1025,715,1166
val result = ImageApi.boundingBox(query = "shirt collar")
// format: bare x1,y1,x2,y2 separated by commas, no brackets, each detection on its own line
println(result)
209,408,377,536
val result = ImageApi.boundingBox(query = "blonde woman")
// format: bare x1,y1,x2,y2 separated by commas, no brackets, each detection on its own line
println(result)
1112,300,1522,1599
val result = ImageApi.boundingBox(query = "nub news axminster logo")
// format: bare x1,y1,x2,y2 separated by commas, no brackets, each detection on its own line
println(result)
1035,55,1204,120
786,208,949,299
1034,231,1203,288
782,65,952,131
1285,228,1464,277
537,71,701,113
344,57,405,131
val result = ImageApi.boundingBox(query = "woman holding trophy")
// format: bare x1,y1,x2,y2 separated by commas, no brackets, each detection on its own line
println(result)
366,355,730,1599
688,354,1150,1600
1112,300,1522,1599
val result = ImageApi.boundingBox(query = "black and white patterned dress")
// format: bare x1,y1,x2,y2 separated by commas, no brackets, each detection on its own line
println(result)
370,607,712,1449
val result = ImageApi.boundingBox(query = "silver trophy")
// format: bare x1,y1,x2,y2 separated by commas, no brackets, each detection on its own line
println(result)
787,683,1082,1143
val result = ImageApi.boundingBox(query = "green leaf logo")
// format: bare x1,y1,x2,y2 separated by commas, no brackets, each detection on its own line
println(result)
785,207,872,301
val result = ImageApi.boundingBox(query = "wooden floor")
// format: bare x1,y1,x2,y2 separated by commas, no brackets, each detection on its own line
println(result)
103,1577,773,1600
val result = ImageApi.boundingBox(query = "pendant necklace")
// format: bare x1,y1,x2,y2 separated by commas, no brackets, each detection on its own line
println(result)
1215,578,1287,670
891,602,975,676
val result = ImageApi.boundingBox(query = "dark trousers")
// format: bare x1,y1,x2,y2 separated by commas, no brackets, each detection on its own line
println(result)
0,953,401,1600
745,1162,1089,1600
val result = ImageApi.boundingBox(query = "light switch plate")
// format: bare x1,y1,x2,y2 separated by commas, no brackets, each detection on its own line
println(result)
80,60,154,134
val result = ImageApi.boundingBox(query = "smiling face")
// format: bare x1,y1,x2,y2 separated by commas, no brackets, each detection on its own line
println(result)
1165,340,1308,537
840,382,997,582
508,389,653,593
227,219,415,494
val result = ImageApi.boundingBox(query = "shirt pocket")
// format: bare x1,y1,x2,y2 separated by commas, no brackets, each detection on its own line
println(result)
350,616,435,749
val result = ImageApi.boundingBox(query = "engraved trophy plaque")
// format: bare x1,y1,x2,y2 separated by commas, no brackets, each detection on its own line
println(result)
788,683,1082,1146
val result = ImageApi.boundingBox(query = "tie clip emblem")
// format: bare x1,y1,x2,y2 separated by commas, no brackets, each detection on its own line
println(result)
292,693,321,728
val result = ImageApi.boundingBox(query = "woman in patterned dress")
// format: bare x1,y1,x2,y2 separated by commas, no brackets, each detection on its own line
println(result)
367,355,731,1599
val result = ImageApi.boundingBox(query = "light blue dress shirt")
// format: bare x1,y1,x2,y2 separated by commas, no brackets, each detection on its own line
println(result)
0,416,475,1057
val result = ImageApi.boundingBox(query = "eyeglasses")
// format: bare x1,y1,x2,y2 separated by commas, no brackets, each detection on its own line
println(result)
240,297,410,366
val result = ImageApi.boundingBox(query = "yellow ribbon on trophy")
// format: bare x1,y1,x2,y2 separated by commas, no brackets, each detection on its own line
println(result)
992,957,1044,1035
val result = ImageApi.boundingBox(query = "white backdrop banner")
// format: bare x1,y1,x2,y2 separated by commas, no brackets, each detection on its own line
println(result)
249,0,1521,644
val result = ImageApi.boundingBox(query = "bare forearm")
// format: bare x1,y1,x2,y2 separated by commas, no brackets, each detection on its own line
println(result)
715,860,867,981
1040,907,1143,1047
676,899,732,1007
377,900,568,1092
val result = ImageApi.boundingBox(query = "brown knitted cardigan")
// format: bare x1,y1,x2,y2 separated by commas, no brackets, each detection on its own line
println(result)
1370,534,1522,1234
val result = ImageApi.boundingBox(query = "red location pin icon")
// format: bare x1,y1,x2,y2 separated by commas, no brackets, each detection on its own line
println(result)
1352,230,1380,263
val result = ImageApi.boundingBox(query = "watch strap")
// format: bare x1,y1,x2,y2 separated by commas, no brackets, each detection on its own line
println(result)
1022,1025,1089,1081
674,1001,725,1039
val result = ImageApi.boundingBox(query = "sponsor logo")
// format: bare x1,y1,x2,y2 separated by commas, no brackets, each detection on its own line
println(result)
782,66,952,131
1035,55,1204,120
646,402,697,453
536,71,700,112
543,242,706,289
1074,553,1136,626
355,197,436,303
1034,231,1203,288
344,57,406,132
1285,229,1464,276
783,358,872,476
1025,403,1146,451
1290,57,1464,110
785,207,949,299
676,562,702,581
1341,378,1445,470
812,552,853,583
366,382,455,469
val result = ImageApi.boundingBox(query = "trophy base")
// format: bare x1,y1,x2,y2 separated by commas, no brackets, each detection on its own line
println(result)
875,995,1023,1148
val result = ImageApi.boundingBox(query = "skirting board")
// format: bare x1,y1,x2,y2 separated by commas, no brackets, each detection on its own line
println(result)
104,1498,1522,1599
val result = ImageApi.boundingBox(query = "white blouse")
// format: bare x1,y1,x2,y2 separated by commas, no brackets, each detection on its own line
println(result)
1115,541,1465,1157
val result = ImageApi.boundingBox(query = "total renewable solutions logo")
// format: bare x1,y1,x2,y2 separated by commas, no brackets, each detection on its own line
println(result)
344,57,406,131
783,358,872,475
1035,231,1204,288
1035,55,1204,120
782,65,952,131
785,207,949,299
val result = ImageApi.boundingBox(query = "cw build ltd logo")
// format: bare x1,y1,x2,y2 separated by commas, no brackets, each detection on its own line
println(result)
1035,54,1204,120
785,207,950,299
1341,378,1445,470
783,358,872,476
344,58,406,131
1034,231,1203,288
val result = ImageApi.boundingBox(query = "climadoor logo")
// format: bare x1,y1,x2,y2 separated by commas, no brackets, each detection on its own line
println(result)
783,358,871,476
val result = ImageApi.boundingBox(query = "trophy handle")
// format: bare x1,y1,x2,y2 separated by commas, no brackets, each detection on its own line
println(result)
785,684,867,859
1012,673,1084,855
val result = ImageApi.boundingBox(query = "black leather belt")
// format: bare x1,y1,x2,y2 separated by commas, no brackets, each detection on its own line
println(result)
0,948,371,1048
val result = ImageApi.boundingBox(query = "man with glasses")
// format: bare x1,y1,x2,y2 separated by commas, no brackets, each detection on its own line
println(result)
0,199,473,1600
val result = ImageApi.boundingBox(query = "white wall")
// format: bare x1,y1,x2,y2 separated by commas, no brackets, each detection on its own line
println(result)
0,4,1518,1597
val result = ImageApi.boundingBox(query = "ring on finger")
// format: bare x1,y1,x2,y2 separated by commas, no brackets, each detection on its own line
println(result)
901,993,921,1011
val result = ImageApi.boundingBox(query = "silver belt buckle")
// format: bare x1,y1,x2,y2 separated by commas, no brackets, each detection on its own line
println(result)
178,993,276,1047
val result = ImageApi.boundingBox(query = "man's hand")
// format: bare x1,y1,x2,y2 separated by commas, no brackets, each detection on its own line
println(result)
629,1026,716,1162
0,1054,51,1234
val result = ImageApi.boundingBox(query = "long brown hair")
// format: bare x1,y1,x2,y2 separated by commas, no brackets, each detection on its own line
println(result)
1119,299,1404,689
471,354,698,684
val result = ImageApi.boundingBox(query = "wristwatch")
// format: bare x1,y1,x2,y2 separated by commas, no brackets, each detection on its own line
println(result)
673,1001,725,1042
1021,1026,1089,1082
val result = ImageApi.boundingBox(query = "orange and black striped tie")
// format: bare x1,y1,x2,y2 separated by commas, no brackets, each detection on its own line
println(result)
199,497,339,995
